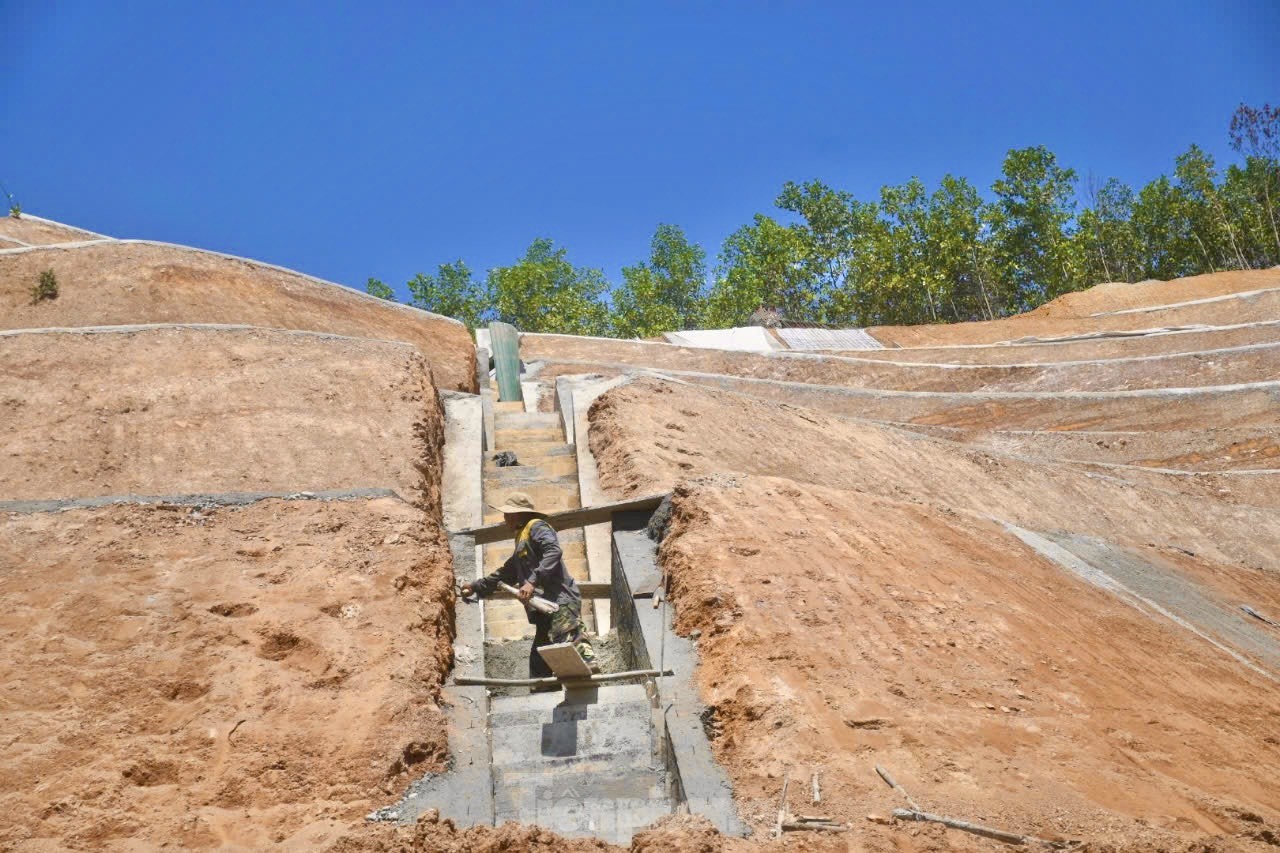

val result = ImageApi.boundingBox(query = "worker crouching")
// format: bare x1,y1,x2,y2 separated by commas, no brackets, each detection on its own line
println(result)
461,492,597,678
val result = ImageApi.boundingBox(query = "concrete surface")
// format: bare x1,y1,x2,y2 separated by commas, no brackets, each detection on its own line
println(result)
488,684,672,843
611,522,749,836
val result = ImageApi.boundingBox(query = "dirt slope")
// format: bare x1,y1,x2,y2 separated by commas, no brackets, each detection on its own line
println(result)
0,326,445,510
0,496,454,851
868,269,1280,347
0,240,475,391
586,376,1280,849
0,214,104,246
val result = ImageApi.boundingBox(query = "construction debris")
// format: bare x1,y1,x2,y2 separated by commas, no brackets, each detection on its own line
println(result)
892,808,1063,847
875,764,920,811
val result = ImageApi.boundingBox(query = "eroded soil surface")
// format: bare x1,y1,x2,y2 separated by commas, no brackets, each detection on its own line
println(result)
0,239,475,391
0,326,447,511
0,497,454,850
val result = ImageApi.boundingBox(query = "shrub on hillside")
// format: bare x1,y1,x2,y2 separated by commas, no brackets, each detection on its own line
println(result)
30,269,58,304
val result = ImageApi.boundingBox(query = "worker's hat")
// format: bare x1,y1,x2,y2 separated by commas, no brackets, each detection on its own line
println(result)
489,491,548,517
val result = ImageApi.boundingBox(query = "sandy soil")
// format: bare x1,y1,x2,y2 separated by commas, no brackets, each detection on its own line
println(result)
0,214,104,246
0,326,446,510
868,269,1280,347
585,376,1280,849
838,321,1280,365
0,496,455,851
524,334,1280,394
0,241,475,391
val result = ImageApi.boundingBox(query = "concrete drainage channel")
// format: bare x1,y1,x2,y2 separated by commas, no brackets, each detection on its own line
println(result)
370,374,745,843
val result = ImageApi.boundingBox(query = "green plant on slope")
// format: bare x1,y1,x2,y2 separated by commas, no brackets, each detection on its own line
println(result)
31,269,58,304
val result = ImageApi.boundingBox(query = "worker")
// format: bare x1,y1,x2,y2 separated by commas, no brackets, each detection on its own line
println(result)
461,491,597,678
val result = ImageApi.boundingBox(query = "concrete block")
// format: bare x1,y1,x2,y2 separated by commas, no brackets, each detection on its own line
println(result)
385,685,493,827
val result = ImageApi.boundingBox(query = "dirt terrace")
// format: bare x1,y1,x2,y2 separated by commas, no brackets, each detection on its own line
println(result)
868,268,1280,347
837,320,1280,365
0,240,475,391
0,496,454,851
0,326,446,511
585,377,1280,849
0,214,104,247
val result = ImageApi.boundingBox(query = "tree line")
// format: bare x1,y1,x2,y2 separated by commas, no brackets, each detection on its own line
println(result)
368,103,1280,336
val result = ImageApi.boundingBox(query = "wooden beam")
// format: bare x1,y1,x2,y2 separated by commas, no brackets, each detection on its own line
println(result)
454,668,673,687
490,581,611,600
456,493,667,545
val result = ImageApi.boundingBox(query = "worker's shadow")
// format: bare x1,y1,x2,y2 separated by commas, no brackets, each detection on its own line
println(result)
541,688,599,758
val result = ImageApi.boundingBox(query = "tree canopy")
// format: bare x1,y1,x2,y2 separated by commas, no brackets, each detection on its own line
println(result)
373,103,1280,335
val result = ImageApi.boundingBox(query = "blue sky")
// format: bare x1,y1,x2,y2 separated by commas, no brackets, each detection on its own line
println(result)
2,1,1276,301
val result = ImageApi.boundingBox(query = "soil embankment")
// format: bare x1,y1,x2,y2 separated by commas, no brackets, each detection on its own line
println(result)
868,268,1280,347
0,326,447,510
585,376,1280,849
1,496,454,850
0,240,475,391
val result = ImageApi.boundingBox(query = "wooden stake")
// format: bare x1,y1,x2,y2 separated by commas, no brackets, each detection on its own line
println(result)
774,776,791,838
811,769,821,804
875,764,920,811
893,808,1058,846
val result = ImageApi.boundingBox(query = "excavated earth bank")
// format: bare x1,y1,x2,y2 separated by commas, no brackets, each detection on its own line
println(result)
0,326,446,509
0,496,454,850
584,377,1280,851
0,240,475,391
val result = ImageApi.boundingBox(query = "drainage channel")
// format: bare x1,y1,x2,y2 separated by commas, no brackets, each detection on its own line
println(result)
368,357,743,844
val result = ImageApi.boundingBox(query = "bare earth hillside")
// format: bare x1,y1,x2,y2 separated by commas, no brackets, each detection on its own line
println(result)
0,240,475,391
3,216,1279,851
0,326,446,510
1,497,454,850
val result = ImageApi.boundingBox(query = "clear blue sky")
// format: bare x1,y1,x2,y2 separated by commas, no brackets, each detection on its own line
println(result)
3,1,1276,301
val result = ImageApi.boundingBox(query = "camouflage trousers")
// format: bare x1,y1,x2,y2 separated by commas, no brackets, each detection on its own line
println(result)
529,597,595,678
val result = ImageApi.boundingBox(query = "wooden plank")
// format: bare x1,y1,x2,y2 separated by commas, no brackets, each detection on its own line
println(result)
536,643,594,678
456,493,668,545
491,581,612,599
454,667,672,687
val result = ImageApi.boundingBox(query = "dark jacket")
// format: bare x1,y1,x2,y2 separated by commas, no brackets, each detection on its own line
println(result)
471,519,581,619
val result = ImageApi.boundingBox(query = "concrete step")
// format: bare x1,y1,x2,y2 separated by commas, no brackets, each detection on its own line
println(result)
493,762,666,813
495,412,562,429
492,440,576,458
485,465,578,485
496,426,566,445
490,683,648,709
492,797,673,845
494,401,526,413
483,475,580,502
484,457,579,479
487,685,668,843
486,442,576,463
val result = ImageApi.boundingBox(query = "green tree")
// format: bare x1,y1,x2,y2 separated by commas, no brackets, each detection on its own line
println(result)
989,145,1079,308
1228,102,1280,265
611,224,707,338
365,277,397,301
487,239,609,335
1174,144,1249,270
408,260,491,328
1131,175,1202,279
704,215,810,327
925,175,999,320
1074,176,1141,285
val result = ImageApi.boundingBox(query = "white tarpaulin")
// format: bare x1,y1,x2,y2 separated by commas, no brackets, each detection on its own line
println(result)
776,327,884,351
662,326,785,353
